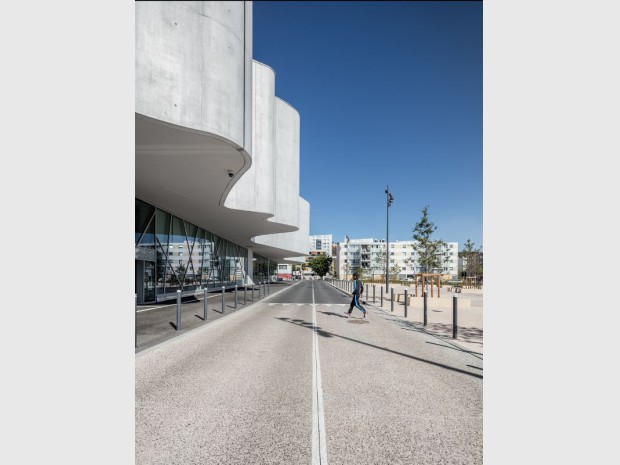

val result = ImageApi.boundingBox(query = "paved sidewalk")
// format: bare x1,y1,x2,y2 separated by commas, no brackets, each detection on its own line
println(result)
136,282,293,353
326,280,483,356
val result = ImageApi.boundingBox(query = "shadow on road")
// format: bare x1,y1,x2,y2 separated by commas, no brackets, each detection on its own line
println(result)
425,341,483,358
318,311,348,318
374,311,483,360
276,317,482,379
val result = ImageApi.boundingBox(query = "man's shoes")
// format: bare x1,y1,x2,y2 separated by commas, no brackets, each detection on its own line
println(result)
363,311,367,318
344,312,350,318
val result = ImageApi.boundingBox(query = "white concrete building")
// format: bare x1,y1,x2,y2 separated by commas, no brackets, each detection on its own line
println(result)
135,2,309,302
337,237,459,280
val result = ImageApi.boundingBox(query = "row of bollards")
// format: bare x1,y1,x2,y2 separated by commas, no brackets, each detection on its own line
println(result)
136,282,273,348
349,278,460,333
325,279,459,340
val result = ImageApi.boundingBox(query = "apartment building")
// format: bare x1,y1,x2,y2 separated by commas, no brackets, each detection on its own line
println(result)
337,237,459,280
309,234,333,256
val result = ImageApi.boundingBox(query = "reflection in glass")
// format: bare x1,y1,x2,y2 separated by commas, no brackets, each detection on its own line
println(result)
135,199,252,302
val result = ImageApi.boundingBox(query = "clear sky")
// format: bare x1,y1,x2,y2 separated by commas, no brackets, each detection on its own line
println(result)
253,1,482,251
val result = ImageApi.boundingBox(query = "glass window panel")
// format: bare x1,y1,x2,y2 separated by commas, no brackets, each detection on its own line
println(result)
186,222,198,242
195,229,206,287
135,199,155,245
170,217,186,286
137,215,155,249
155,237,168,295
166,260,181,290
203,231,215,287
156,210,171,249
183,224,199,289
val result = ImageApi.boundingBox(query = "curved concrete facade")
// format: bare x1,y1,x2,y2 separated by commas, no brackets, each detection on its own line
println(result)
254,198,310,262
224,62,276,215
136,1,309,262
136,1,252,151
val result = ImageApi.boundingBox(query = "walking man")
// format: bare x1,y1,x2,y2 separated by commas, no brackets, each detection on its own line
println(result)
346,272,367,318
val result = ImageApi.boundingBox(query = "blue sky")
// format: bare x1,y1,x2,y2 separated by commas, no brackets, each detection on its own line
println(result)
253,1,482,251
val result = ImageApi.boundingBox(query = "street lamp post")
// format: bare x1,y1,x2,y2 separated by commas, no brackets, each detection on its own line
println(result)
385,186,394,292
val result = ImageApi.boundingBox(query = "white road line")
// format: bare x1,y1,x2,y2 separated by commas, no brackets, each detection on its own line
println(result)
311,281,328,465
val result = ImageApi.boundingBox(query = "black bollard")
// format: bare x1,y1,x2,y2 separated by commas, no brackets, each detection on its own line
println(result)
423,291,428,326
404,289,408,318
381,287,383,306
373,285,375,303
234,285,238,309
204,288,208,320
453,294,458,339
176,290,182,330
244,285,247,305
221,286,225,314
391,288,394,312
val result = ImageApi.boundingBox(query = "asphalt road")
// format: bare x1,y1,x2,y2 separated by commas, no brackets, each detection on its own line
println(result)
136,280,483,465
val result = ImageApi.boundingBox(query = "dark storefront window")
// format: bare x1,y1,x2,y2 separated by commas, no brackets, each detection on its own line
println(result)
253,253,272,283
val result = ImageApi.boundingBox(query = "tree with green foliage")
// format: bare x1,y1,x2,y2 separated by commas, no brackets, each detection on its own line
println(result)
410,206,448,274
373,250,387,278
309,254,333,278
354,266,376,281
459,239,483,279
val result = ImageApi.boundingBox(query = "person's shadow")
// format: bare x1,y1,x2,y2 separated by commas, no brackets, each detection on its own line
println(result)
318,311,348,318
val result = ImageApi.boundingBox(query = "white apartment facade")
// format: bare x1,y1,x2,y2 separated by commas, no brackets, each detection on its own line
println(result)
309,234,333,255
337,237,459,280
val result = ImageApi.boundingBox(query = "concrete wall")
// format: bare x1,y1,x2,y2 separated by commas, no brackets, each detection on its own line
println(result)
272,98,300,227
136,1,310,260
254,198,310,258
136,1,252,153
226,61,309,257
225,61,276,214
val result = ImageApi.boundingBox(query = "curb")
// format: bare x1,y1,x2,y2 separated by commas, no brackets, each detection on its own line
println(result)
136,282,301,358
324,280,482,360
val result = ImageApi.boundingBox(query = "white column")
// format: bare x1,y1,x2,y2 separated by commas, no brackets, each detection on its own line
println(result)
247,249,254,280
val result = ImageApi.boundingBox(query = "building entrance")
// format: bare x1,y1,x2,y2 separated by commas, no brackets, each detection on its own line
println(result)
135,260,156,304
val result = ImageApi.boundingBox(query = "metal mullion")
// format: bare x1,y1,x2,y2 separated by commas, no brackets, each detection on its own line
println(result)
184,220,197,284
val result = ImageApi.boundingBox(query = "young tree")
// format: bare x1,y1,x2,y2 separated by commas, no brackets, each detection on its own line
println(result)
411,206,448,275
389,263,402,281
309,255,333,278
354,267,367,280
459,239,483,279
373,250,388,278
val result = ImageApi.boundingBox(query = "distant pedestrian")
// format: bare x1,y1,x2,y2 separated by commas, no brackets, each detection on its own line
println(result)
346,272,367,318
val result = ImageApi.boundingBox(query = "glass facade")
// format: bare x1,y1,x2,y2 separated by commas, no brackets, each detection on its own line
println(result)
135,199,259,303
252,253,271,283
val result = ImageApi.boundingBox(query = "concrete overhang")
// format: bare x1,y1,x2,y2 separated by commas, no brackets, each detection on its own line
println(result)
136,113,306,260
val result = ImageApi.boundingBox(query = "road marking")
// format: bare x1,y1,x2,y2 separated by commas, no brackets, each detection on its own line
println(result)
311,281,328,465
